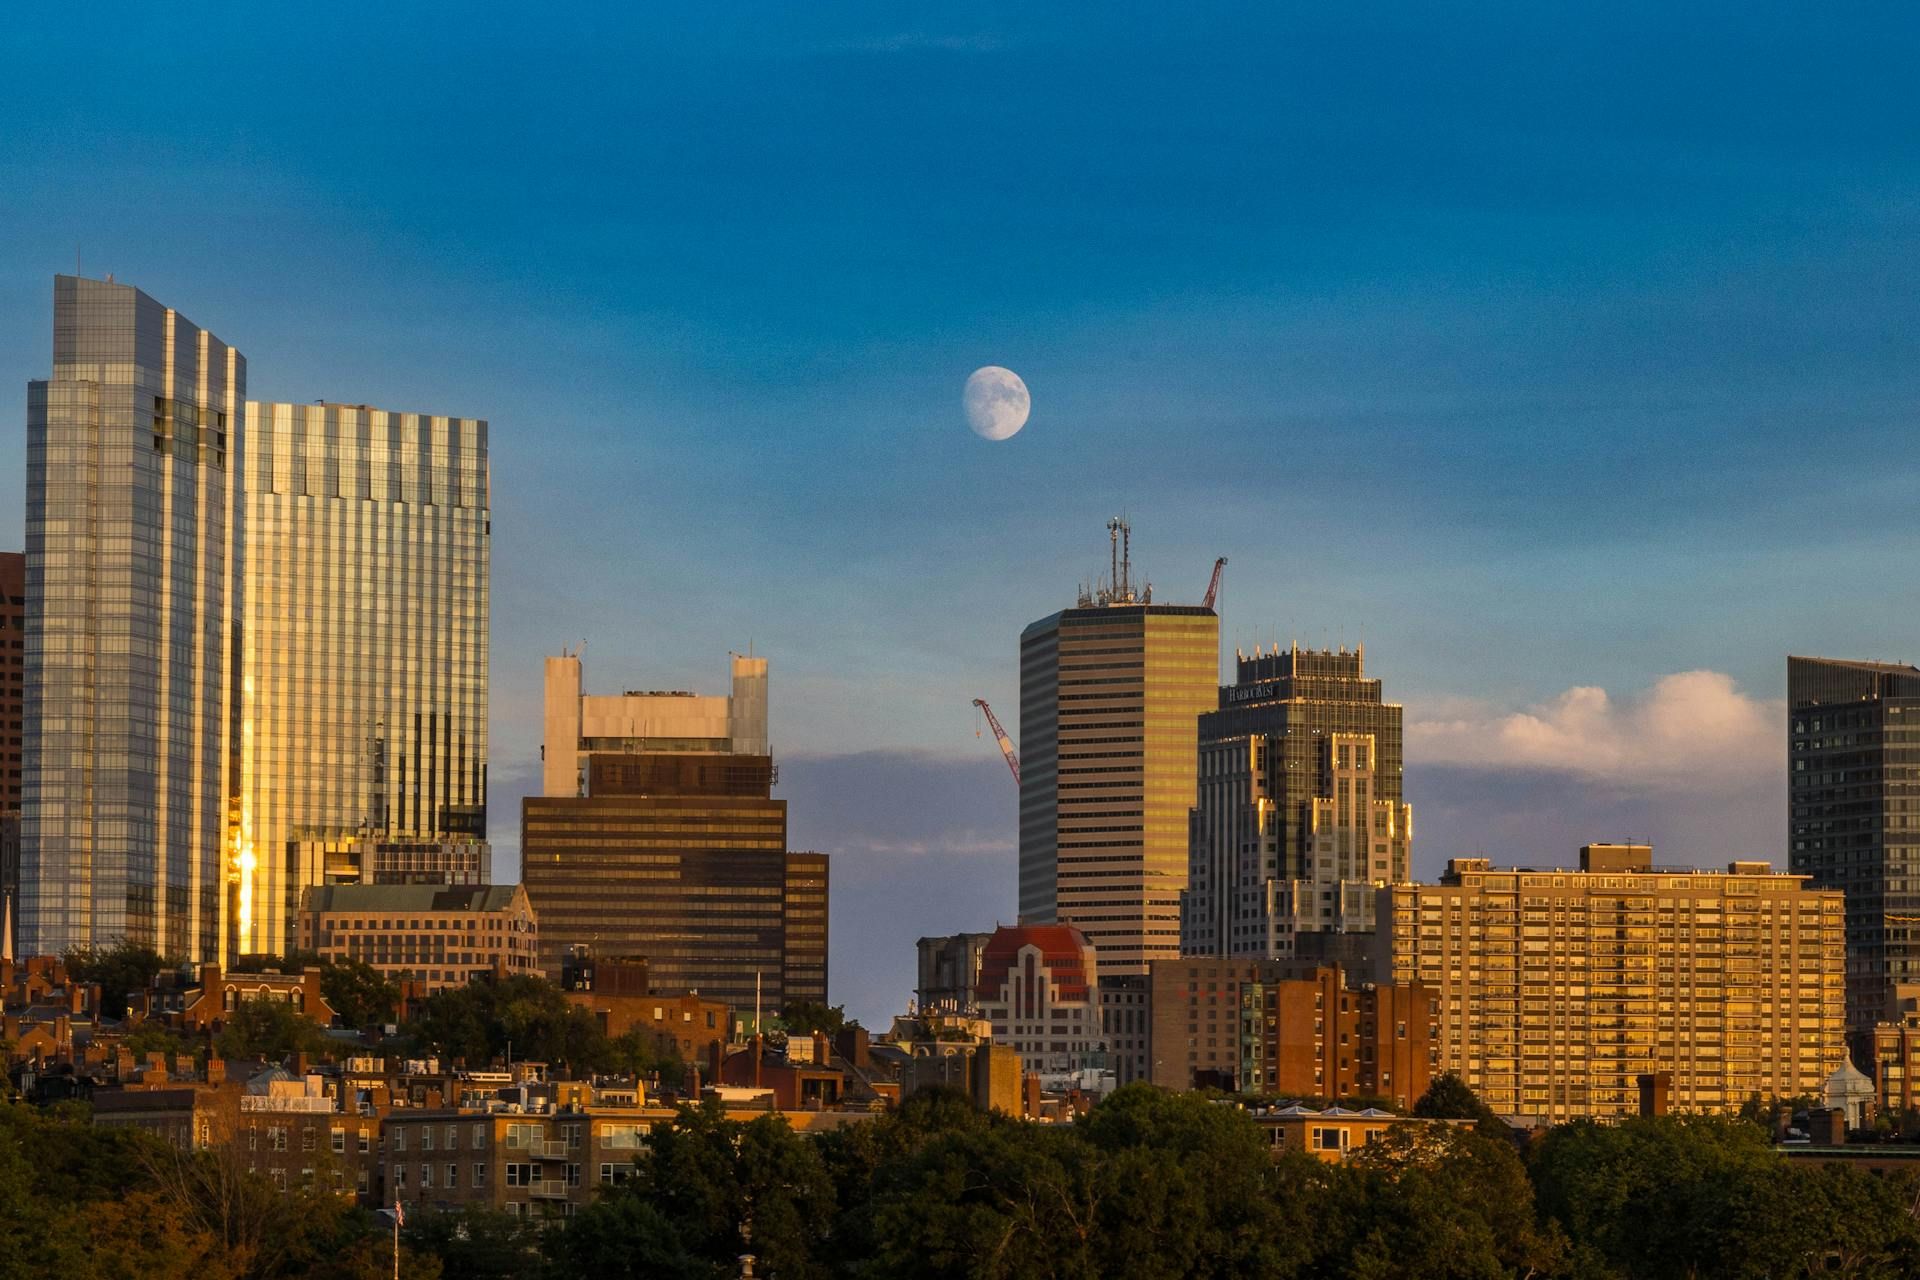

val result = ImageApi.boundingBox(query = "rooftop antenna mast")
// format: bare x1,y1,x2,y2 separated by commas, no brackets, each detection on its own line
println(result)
1106,516,1134,603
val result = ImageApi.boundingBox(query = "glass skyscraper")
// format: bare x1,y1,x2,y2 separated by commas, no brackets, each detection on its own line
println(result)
22,276,244,960
1788,655,1920,1042
236,402,489,956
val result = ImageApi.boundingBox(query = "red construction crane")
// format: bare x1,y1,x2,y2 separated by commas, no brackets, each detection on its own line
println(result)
972,698,1019,786
1202,557,1228,610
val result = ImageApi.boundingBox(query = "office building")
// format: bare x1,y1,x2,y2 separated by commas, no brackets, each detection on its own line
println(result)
296,883,538,996
974,924,1103,1075
1018,522,1218,972
521,653,826,1011
290,834,489,890
1788,656,1920,1037
540,647,766,799
236,401,489,958
1183,644,1411,957
23,276,244,959
915,931,992,1012
1099,973,1151,1084
1147,957,1434,1106
1380,844,1845,1120
1,552,21,819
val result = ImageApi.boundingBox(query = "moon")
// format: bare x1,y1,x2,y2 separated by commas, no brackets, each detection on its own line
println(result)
964,366,1030,441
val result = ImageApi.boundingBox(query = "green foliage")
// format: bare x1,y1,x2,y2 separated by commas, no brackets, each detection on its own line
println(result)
64,939,176,1020
402,1207,540,1280
1529,1114,1920,1279
1411,1071,1499,1123
319,958,401,1031
401,975,611,1073
780,1000,848,1038
123,1019,198,1062
215,993,334,1062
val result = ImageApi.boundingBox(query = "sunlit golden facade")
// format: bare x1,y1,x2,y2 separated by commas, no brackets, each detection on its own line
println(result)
235,403,489,956
1381,845,1846,1119
1019,602,1219,973
23,277,243,960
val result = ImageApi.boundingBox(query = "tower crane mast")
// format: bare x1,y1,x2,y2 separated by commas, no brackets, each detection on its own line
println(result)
972,698,1020,786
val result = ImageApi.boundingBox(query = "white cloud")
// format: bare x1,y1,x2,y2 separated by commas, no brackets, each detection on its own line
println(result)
1407,670,1781,792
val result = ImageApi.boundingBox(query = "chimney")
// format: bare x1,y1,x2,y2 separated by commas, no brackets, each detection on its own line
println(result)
68,985,85,1015
206,1057,226,1085
293,1052,310,1076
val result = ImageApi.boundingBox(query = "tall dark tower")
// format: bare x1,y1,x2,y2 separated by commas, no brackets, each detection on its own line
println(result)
1182,643,1410,958
1788,655,1920,1044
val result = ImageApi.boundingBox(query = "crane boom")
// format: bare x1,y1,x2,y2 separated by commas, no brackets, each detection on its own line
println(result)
1202,557,1228,610
972,698,1020,786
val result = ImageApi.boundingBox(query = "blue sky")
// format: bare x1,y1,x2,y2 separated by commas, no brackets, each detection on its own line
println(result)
3,4,1919,1023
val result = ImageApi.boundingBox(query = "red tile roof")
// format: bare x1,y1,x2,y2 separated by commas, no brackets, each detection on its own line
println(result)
976,925,1095,1004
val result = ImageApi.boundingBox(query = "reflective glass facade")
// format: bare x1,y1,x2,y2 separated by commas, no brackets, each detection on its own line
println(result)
1018,603,1219,974
23,276,244,960
237,403,489,956
1788,655,1920,1038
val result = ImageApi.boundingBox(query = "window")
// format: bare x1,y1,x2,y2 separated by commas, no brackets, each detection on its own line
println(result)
474,1163,487,1189
422,1128,435,1152
472,1126,488,1150
422,1163,434,1190
359,1129,371,1155
331,1129,346,1154
599,1163,615,1184
447,1163,459,1189
270,1127,288,1152
393,1128,406,1152
302,1129,317,1152
446,1124,459,1150
395,1165,408,1189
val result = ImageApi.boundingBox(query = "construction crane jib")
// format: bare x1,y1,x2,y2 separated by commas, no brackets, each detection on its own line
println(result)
1202,556,1227,610
972,698,1020,786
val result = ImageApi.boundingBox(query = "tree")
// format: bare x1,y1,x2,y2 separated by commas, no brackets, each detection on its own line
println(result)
214,993,333,1061
321,958,401,1032
64,940,175,1020
619,1101,838,1278
401,975,611,1074
780,1001,847,1038
402,1207,540,1280
541,1194,703,1280
1411,1072,1499,1124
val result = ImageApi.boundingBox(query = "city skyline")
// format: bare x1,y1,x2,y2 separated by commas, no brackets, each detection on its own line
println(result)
5,6,1920,1023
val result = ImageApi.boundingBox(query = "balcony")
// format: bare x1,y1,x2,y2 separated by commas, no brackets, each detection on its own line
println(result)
532,1141,573,1160
529,1182,572,1200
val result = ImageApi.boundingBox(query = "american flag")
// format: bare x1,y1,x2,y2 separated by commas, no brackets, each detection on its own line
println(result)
394,1200,405,1227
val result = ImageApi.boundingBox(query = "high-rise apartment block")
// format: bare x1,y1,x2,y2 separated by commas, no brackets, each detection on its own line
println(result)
1787,655,1920,1037
1183,644,1410,958
521,653,826,1012
1380,845,1845,1120
23,277,244,959
235,402,490,956
1018,527,1218,973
